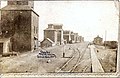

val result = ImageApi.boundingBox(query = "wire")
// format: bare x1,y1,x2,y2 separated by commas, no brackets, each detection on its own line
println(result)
115,0,119,10
114,0,119,16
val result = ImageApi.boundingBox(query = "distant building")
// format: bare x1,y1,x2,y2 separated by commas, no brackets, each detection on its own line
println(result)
79,36,84,43
44,24,64,45
0,1,39,55
74,33,79,43
93,35,103,45
63,30,71,43
81,36,84,42
70,32,76,43
41,38,55,48
104,41,118,49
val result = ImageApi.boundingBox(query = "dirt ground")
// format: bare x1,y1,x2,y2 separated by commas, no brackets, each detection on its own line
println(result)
95,45,117,73
0,42,88,73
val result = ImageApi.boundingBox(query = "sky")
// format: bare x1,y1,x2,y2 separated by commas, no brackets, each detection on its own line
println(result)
1,1,119,42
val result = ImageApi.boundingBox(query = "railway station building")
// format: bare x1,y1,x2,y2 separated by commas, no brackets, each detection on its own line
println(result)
93,35,103,45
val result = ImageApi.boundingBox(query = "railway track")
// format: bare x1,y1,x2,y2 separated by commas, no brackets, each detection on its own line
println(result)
57,45,91,73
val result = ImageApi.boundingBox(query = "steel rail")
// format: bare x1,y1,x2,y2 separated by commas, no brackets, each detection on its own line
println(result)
57,45,89,73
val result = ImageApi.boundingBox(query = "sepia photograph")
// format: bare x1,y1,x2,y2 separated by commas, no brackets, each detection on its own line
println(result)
0,0,119,77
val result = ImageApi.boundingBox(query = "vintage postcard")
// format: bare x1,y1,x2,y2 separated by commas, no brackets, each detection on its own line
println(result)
0,0,119,77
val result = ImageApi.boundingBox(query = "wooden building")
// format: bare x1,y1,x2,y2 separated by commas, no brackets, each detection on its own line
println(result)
41,38,55,48
0,1,39,55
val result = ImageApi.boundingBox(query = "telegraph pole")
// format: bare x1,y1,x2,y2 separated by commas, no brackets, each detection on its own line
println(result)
105,30,107,49
63,44,65,58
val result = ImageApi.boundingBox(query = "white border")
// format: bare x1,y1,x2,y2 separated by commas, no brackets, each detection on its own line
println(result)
0,0,120,78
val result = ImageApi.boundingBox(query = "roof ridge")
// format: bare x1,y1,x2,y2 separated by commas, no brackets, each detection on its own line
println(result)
1,5,39,16
1,5,32,10
46,38,54,43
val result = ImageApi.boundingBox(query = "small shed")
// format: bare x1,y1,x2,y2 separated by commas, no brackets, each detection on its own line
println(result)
41,38,55,48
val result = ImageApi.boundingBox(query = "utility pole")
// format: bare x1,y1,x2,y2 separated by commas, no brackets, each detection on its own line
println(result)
63,44,65,58
105,30,107,49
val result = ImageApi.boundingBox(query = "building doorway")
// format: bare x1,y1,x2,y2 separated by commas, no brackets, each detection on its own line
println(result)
0,43,3,55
